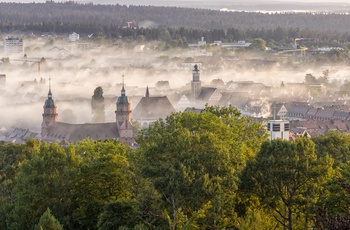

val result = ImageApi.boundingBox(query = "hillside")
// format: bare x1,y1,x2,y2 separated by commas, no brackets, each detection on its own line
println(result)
0,2,350,32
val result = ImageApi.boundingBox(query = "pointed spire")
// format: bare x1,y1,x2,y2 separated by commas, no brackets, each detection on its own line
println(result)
121,75,125,96
48,77,52,99
44,77,56,109
146,86,149,97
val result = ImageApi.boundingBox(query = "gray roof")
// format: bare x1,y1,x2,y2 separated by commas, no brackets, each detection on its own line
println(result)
332,111,350,120
133,96,176,120
196,87,217,102
45,122,120,142
286,104,310,115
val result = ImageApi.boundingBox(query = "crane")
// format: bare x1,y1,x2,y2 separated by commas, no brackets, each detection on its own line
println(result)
11,57,46,79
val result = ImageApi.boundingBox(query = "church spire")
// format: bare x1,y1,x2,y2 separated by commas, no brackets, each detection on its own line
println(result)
121,75,125,96
44,77,55,108
117,75,129,105
48,77,52,99
146,86,149,97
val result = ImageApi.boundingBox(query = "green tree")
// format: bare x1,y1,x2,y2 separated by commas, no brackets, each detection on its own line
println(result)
240,138,333,230
97,198,138,230
0,139,39,229
313,159,350,229
91,86,105,123
248,38,266,51
72,139,133,229
313,131,350,168
304,73,317,84
9,142,81,230
36,208,63,230
137,105,268,229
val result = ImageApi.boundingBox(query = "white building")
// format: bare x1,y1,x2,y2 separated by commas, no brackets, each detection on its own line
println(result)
267,120,290,141
69,32,80,42
4,37,24,55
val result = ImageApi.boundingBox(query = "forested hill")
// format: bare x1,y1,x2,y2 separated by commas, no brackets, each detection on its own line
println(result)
1,2,350,32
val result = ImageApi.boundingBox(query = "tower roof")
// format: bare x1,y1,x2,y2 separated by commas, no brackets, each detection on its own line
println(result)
44,78,56,108
146,86,149,97
117,75,129,105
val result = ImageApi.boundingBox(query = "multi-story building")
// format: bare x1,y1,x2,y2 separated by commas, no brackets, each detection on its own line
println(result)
4,37,24,55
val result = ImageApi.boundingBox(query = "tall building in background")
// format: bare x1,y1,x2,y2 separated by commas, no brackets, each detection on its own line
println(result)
191,64,201,105
267,120,290,141
4,37,24,56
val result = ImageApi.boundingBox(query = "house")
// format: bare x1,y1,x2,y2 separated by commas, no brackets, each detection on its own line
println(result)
168,93,191,112
210,78,225,88
314,108,336,121
331,111,350,120
270,103,288,120
0,127,40,143
190,65,222,108
132,87,176,128
286,103,310,120
196,87,222,108
155,81,170,90
69,32,80,42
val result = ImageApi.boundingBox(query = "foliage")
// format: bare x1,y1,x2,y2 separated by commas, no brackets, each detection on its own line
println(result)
97,198,138,230
0,139,39,229
36,208,64,230
92,86,104,100
248,38,266,51
91,86,105,123
8,142,81,230
240,138,333,230
314,161,350,229
137,105,268,229
313,131,350,168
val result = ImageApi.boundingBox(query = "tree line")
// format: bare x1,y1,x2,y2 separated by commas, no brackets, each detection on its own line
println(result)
1,2,350,48
1,106,350,229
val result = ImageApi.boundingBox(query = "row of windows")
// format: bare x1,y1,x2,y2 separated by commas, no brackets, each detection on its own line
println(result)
267,123,290,131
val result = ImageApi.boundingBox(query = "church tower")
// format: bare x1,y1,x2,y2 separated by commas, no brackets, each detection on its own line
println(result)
191,64,201,105
41,78,57,139
115,76,133,141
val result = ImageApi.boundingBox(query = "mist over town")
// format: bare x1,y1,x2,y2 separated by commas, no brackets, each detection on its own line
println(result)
1,1,350,229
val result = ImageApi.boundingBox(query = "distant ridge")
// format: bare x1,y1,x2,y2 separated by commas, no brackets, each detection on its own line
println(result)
0,2,350,32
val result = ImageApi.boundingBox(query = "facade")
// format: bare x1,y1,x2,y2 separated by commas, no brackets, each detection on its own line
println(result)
4,37,24,55
267,120,290,141
41,80,134,145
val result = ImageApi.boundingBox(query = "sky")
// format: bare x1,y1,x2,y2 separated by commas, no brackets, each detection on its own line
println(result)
0,0,347,3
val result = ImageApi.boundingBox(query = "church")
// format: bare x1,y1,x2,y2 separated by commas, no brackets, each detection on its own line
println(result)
191,64,222,108
41,80,134,145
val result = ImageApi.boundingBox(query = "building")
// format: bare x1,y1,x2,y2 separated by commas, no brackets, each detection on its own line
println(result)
132,86,176,127
4,37,24,55
267,120,290,141
190,64,222,108
69,32,80,42
41,79,134,145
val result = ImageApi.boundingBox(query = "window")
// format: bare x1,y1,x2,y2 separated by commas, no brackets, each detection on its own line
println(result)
273,124,280,131
284,123,290,131
267,123,270,131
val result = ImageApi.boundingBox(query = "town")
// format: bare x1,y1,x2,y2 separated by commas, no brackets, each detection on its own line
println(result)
2,1,350,229
0,32,350,144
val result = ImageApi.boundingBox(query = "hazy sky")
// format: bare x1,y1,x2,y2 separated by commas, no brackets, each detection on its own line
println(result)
0,0,347,3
